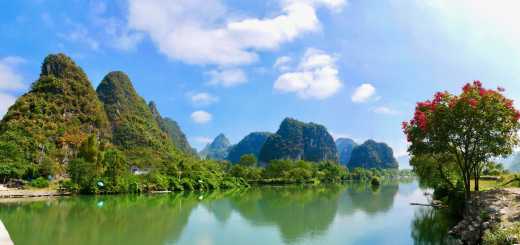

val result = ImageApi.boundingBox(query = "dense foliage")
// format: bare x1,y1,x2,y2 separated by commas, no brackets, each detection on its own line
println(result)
336,138,357,166
404,81,520,199
199,134,231,160
348,140,398,169
149,101,197,156
0,54,111,179
97,71,181,167
227,132,272,163
259,118,338,164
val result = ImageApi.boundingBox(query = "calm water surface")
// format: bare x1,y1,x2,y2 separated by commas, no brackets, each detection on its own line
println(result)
0,180,456,245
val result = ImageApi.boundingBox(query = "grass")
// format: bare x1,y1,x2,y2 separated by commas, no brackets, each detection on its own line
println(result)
469,174,520,191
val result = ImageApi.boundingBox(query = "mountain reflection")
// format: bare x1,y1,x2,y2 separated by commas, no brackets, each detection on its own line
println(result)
0,181,451,245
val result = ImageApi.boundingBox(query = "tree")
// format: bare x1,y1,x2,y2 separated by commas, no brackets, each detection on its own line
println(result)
103,149,127,182
238,154,257,167
403,81,520,199
68,158,98,192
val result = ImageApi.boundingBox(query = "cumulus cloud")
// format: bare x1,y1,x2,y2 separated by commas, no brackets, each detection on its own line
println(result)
190,92,219,106
274,48,342,99
351,83,376,103
373,106,400,115
127,0,346,65
208,68,247,87
191,110,213,124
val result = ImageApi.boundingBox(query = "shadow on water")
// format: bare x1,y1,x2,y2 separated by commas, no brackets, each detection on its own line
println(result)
0,180,455,245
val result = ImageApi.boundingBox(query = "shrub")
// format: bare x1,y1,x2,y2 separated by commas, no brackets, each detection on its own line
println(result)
30,177,49,188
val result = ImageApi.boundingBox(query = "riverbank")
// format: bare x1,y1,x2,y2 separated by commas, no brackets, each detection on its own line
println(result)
450,188,520,244
0,185,70,200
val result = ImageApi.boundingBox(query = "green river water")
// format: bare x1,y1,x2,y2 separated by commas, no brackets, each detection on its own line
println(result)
0,180,456,245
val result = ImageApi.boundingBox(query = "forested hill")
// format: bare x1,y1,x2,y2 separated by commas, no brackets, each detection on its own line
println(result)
348,140,398,169
96,71,181,166
149,101,197,156
259,118,338,164
227,132,272,163
0,54,111,170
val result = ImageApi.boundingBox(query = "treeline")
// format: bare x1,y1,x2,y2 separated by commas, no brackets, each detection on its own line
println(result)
5,142,411,194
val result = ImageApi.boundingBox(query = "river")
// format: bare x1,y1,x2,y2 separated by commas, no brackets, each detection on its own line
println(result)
0,180,456,245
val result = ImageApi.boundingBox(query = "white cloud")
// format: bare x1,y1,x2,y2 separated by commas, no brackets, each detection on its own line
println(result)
0,93,16,117
274,48,342,99
208,68,247,87
127,0,346,65
273,56,293,71
351,83,376,103
373,106,400,115
0,57,26,91
191,110,213,124
190,92,219,106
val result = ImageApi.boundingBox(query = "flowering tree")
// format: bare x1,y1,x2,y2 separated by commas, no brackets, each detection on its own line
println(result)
403,81,520,199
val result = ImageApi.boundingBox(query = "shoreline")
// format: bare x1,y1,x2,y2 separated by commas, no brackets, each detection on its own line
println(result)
0,188,71,200
450,188,520,244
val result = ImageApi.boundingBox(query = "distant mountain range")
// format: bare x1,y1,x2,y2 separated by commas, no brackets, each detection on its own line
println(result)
200,118,399,169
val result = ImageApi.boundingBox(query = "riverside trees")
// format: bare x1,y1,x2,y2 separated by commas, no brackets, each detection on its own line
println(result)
403,81,520,199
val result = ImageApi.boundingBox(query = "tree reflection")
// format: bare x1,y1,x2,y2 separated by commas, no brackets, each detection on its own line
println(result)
411,207,457,245
0,194,199,245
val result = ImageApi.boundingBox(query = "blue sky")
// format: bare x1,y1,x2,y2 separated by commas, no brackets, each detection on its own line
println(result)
1,0,520,158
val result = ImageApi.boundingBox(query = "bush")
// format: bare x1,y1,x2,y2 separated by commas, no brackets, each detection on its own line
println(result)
30,177,49,188
59,179,79,193
483,223,520,245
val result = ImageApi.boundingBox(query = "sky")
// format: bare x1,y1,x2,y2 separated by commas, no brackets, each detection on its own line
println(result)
1,0,520,159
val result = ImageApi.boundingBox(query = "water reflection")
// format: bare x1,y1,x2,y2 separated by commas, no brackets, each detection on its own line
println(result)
0,181,453,245
411,207,458,245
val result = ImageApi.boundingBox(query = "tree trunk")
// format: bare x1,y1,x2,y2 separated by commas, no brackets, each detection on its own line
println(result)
464,175,471,200
474,170,479,192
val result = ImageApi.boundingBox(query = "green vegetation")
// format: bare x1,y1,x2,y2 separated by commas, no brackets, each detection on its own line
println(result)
149,101,197,156
97,71,181,167
259,118,338,163
0,54,111,179
227,132,271,163
483,223,520,245
348,140,398,169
